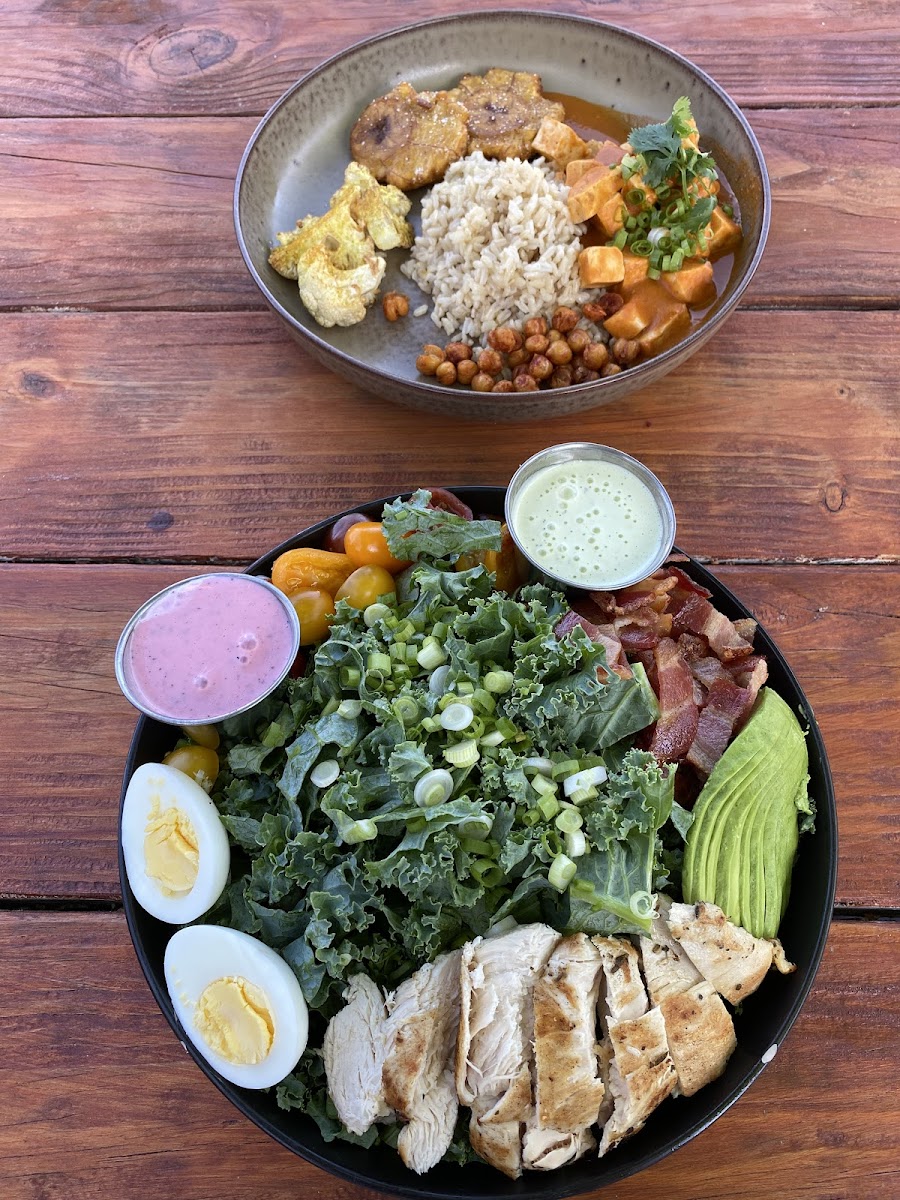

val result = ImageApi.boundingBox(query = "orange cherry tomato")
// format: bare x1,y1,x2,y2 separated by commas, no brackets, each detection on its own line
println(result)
343,521,410,574
335,565,397,609
456,524,530,592
289,588,335,645
163,745,220,791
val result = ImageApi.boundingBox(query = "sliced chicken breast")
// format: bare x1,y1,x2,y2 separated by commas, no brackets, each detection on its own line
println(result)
382,950,461,1175
522,1123,595,1171
594,937,649,1023
532,934,606,1133
665,901,794,1005
469,1095,523,1179
658,981,736,1096
598,1006,677,1157
323,974,392,1136
639,898,704,1006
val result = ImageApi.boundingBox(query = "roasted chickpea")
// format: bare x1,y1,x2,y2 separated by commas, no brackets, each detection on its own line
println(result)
551,365,574,388
471,371,495,393
566,328,590,354
524,333,550,356
422,343,445,361
487,327,523,354
601,363,623,377
547,328,563,344
551,305,579,333
611,337,641,365
523,316,548,338
583,295,624,323
507,348,530,369
572,364,594,385
582,341,610,370
477,348,503,375
456,359,479,385
513,372,539,392
415,353,442,376
528,353,553,382
435,360,458,386
547,340,573,366
382,291,409,321
492,379,515,393
444,341,472,364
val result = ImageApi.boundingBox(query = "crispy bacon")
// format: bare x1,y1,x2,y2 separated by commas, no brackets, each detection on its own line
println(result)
572,592,616,623
554,610,632,680
671,593,755,662
649,638,698,763
685,656,768,776
663,565,712,599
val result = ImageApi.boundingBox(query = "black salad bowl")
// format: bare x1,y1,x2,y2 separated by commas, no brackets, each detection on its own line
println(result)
119,487,837,1200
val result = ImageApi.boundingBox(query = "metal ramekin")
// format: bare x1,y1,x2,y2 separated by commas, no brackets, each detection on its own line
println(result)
114,572,301,726
505,442,677,591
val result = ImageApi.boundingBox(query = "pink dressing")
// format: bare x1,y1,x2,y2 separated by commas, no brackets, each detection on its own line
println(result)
121,574,298,722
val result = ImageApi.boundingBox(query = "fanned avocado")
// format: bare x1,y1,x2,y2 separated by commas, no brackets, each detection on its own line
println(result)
683,688,810,939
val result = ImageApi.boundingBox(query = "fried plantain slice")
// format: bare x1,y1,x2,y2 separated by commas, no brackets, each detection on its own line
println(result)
350,82,469,191
450,68,565,160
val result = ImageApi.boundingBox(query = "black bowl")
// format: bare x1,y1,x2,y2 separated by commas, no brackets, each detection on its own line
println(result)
120,487,837,1199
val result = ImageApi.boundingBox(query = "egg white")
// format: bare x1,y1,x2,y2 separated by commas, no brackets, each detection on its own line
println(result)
164,925,309,1088
122,761,230,924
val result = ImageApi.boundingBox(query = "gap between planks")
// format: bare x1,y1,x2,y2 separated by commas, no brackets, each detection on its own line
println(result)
2,555,897,568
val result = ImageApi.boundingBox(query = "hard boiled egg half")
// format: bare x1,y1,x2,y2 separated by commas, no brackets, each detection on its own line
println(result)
165,925,309,1088
122,761,230,924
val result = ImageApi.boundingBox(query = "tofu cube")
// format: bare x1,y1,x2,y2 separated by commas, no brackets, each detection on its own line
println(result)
603,280,675,341
592,193,627,238
566,158,601,187
702,205,742,260
637,301,692,356
619,251,650,298
533,117,588,168
567,165,623,223
578,245,625,287
660,258,717,307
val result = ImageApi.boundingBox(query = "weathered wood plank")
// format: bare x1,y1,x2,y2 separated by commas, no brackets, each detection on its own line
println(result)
1,110,898,311
2,310,897,564
0,912,896,1199
0,563,896,904
1,0,898,117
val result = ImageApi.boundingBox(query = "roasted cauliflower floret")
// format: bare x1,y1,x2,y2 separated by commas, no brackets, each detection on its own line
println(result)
268,163,412,327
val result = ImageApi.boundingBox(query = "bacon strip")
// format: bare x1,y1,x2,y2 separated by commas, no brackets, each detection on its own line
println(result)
554,610,632,680
649,638,698,763
685,657,768,776
671,593,755,662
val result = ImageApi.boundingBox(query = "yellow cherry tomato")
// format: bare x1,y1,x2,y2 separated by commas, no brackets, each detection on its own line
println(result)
335,565,397,609
289,588,335,645
163,745,220,791
180,723,220,750
455,524,530,592
271,547,353,597
343,521,410,574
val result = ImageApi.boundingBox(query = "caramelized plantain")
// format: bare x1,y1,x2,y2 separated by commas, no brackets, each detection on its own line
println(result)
350,82,469,191
450,68,564,160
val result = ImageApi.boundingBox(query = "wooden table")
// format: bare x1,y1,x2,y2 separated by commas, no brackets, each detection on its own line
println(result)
2,1,898,1197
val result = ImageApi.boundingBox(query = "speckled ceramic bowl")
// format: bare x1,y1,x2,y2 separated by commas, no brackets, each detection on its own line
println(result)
234,11,770,422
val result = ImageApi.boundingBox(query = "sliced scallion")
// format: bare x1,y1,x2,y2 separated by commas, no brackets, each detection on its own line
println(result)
565,829,587,858
310,759,340,788
428,663,451,695
555,806,584,834
484,669,514,694
441,702,474,732
443,739,479,768
416,638,447,671
548,854,577,892
413,768,453,808
363,602,391,628
337,699,362,719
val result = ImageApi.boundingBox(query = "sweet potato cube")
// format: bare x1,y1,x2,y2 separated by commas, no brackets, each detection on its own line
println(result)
566,158,600,187
593,193,627,238
702,205,742,260
533,117,588,168
660,258,717,307
579,245,625,287
567,166,623,223
619,251,650,298
602,280,666,339
637,300,692,356
593,139,626,167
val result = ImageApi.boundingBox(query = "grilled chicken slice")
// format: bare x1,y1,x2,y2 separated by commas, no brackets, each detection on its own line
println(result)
598,1006,677,1156
532,934,606,1133
382,950,461,1175
323,974,392,1135
658,982,736,1097
594,937,649,1023
639,897,704,1006
665,901,795,1005
457,923,560,1178
449,68,565,160
350,82,469,191
523,1123,595,1171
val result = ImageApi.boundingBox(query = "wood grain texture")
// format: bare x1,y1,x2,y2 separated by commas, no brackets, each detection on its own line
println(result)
1,0,899,117
1,912,897,1199
2,310,898,564
1,562,897,904
2,109,899,311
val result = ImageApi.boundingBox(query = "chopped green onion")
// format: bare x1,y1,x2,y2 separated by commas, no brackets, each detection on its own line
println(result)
367,651,391,674
389,642,406,663
555,807,584,834
339,666,361,689
431,621,449,641
344,819,377,845
538,794,560,821
320,697,340,717
336,699,362,719
671,248,685,271
563,766,608,797
647,266,661,280
420,716,440,734
631,238,652,257
630,890,654,920
484,669,514,694
521,808,541,827
439,692,470,711
459,815,493,839
531,773,558,800
473,688,496,714
479,729,505,748
637,211,652,229
468,716,486,739
363,602,391,628
392,618,416,642
495,718,518,741
393,696,419,725
625,215,638,232
552,759,581,781
443,739,479,768
662,254,673,272
565,829,587,858
548,854,577,892
428,664,451,695
568,784,598,805
456,681,476,696
625,187,646,206
413,768,453,808
471,859,503,887
441,702,474,732
722,203,734,217
310,759,340,788
523,757,554,776
416,637,447,671
461,837,493,856
612,227,628,250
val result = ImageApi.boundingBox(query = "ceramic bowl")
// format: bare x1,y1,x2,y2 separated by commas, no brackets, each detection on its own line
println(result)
234,11,770,423
120,487,836,1199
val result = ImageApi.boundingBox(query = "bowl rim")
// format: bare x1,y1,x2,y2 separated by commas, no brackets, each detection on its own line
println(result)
232,8,772,410
119,486,836,1200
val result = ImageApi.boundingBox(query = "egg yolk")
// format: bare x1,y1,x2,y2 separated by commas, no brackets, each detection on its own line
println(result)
194,977,275,1065
144,802,199,896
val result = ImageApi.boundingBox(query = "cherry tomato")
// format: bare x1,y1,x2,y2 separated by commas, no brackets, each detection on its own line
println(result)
289,588,335,645
335,565,397,609
426,488,473,521
180,724,220,750
323,512,367,554
455,524,530,592
163,745,220,791
343,521,410,574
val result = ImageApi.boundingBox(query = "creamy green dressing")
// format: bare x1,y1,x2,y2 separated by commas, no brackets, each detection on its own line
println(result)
509,458,665,588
